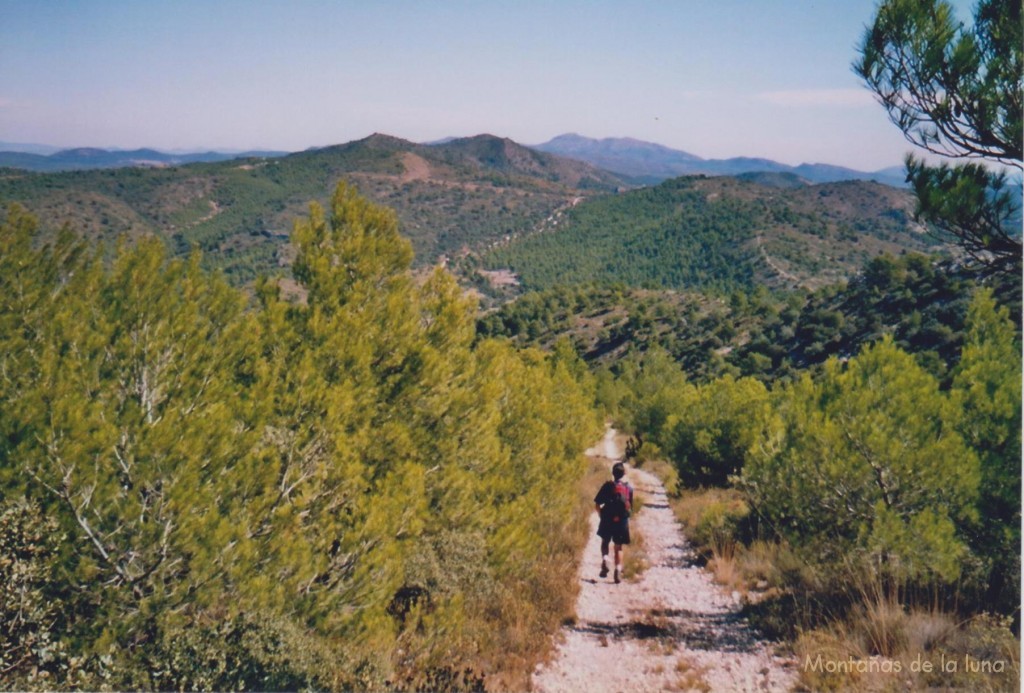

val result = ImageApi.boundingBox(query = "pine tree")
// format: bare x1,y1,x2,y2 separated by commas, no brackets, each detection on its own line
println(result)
856,0,1022,275
0,188,604,689
744,337,979,585
951,287,1021,612
663,375,771,486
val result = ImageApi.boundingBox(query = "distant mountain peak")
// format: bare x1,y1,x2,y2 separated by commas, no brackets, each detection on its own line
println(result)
358,133,415,149
531,134,907,187
447,133,516,146
55,147,109,157
533,134,705,181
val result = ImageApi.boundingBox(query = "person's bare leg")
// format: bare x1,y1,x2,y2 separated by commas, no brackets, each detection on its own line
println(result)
600,538,610,577
613,543,623,583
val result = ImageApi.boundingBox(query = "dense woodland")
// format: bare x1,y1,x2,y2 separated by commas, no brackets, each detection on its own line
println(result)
481,175,940,294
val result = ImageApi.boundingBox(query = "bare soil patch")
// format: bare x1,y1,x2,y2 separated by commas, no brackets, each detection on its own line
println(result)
400,152,433,182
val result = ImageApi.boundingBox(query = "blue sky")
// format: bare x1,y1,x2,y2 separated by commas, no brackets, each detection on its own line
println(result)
0,1,976,170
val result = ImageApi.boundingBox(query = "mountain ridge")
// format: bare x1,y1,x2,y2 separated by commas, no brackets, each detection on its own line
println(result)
0,131,934,293
0,146,290,172
0,133,624,282
531,133,909,187
1,132,908,187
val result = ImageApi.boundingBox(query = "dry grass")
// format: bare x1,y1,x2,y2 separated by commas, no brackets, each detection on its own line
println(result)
795,601,1020,692
471,457,607,691
671,487,747,540
667,486,760,595
905,610,955,654
636,457,680,497
622,480,648,581
706,545,741,592
794,627,868,692
859,594,909,657
660,484,823,609
672,655,712,692
633,461,1021,693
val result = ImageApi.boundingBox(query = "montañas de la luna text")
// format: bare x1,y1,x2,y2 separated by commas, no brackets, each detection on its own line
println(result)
804,654,1008,675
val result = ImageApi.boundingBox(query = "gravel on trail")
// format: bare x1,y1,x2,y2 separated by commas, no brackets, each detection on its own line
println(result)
531,428,797,693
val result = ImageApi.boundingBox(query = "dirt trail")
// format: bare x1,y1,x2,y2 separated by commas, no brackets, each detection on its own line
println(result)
532,428,796,693
754,234,801,286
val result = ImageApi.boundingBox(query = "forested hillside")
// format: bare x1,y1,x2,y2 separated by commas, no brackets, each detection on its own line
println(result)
0,134,622,283
478,253,1020,385
1,173,1019,691
0,190,602,691
583,269,1021,690
481,175,942,294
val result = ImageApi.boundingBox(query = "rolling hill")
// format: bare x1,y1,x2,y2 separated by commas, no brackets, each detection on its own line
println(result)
1,132,940,296
481,174,943,294
477,251,1018,386
0,134,625,282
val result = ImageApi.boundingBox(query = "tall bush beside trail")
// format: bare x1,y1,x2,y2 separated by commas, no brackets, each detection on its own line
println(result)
0,187,602,691
743,337,979,588
0,207,270,664
252,182,602,685
609,346,692,439
951,288,1021,615
662,375,771,487
606,349,769,489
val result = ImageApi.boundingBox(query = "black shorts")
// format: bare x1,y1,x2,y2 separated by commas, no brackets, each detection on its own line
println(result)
597,518,630,545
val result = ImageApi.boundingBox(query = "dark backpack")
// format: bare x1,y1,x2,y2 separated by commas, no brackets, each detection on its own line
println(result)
605,480,631,521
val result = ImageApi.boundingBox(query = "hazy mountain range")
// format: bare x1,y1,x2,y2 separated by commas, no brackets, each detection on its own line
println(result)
0,134,907,186
0,145,289,172
531,133,909,187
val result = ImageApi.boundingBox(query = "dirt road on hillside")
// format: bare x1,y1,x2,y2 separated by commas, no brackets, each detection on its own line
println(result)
532,428,797,693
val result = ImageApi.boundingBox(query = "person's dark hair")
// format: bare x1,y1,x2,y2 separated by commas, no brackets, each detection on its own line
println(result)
612,462,625,479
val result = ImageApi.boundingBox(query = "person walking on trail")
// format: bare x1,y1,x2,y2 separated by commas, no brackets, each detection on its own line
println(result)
594,461,633,584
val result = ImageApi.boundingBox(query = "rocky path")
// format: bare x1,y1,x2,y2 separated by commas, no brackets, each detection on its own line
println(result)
532,428,796,692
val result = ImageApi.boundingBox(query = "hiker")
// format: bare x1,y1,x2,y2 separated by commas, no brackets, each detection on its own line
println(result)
594,461,633,584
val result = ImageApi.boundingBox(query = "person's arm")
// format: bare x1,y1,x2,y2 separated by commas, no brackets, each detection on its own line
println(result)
594,482,608,514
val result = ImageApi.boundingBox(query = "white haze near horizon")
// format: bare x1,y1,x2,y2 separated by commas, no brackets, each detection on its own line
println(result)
0,0,979,172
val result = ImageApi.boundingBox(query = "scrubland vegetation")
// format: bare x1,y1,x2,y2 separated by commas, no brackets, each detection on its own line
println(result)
1,0,1018,687
1,175,1018,690
602,282,1020,691
2,159,1019,693
581,0,1024,684
0,187,603,691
